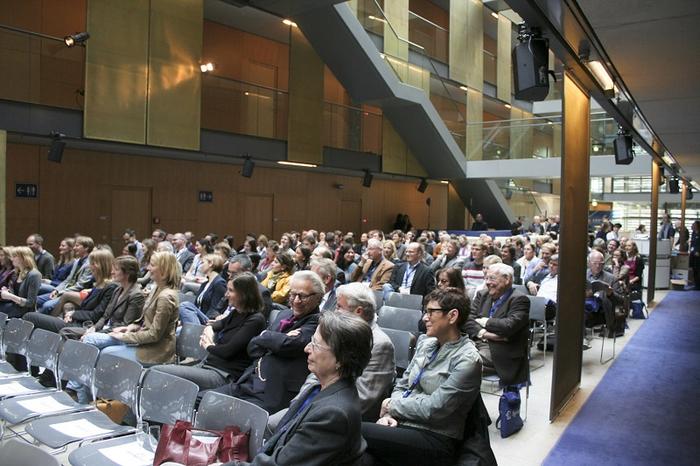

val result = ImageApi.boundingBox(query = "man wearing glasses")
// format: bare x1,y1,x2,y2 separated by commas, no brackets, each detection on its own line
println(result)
465,263,530,388
209,271,322,414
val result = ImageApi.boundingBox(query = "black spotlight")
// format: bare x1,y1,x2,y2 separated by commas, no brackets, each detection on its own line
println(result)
512,25,553,101
241,157,255,178
48,135,66,163
668,177,680,194
417,178,428,193
613,134,634,165
64,32,90,47
362,170,373,188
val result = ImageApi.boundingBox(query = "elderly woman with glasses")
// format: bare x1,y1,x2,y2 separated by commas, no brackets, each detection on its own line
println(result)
225,311,373,466
362,288,483,466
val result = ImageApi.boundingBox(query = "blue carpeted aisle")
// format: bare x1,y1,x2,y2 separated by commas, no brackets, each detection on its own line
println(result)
544,290,700,466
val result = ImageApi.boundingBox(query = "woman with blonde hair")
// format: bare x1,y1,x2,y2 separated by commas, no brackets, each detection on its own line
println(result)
0,247,15,290
383,240,398,264
48,248,116,318
82,251,180,365
0,247,42,318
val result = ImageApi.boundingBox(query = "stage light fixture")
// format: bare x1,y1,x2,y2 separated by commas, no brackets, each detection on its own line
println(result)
417,178,428,193
362,170,373,188
64,32,89,47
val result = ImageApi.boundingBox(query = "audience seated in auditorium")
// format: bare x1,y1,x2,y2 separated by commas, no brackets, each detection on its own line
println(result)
179,253,227,324
36,236,95,314
362,288,483,466
533,254,559,304
310,258,338,313
523,243,556,289
336,243,359,284
430,239,465,273
172,233,194,274
181,238,213,293
154,272,267,391
466,264,530,388
624,240,644,294
501,244,522,285
225,311,371,466
384,242,435,299
258,240,279,275
261,253,294,305
26,234,54,280
209,271,322,414
351,238,395,291
463,241,487,299
0,247,42,318
0,247,16,291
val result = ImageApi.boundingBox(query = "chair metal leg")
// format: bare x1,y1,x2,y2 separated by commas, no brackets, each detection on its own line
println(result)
599,325,615,364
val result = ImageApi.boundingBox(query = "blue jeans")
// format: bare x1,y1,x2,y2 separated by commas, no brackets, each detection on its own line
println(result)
37,294,59,314
179,301,209,325
83,332,128,350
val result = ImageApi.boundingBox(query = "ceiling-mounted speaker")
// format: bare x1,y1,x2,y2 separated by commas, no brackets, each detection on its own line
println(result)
48,139,65,163
513,37,550,101
362,170,373,188
417,178,428,193
668,178,679,194
242,158,255,178
613,134,633,165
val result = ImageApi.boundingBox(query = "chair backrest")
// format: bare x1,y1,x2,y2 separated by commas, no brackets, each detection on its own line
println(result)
0,439,61,466
3,319,34,356
25,328,62,370
527,295,548,321
385,292,423,310
140,369,198,425
267,308,281,328
94,354,143,410
57,340,100,387
513,284,528,295
377,306,422,333
373,290,384,311
0,312,6,356
195,391,269,458
381,328,415,372
176,323,208,362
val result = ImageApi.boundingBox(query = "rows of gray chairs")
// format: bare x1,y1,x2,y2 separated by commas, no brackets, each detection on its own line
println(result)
0,312,268,465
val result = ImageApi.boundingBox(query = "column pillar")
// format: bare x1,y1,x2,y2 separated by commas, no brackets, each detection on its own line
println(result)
647,160,660,303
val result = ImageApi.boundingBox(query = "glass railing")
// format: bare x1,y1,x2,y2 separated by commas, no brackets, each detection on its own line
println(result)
201,74,289,140
0,26,85,110
496,179,547,218
356,0,386,37
470,116,562,161
590,115,618,156
323,102,382,154
408,10,448,63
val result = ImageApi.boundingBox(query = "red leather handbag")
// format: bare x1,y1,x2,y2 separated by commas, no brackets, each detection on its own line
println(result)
153,420,249,466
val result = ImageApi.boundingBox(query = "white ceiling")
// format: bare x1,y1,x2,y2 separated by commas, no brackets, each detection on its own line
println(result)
577,0,700,182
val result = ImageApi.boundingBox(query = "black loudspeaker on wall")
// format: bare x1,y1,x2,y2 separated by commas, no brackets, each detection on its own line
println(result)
362,170,373,188
48,139,66,163
417,178,428,193
512,37,550,101
668,178,680,194
241,158,255,178
614,134,634,165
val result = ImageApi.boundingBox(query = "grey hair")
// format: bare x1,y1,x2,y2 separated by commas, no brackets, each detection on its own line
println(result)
318,311,373,381
230,254,253,271
291,270,326,295
367,238,383,249
488,263,514,282
310,258,337,282
157,241,174,253
335,282,377,322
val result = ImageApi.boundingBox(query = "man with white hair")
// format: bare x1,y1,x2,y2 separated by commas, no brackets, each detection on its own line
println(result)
351,238,395,290
585,250,624,336
267,282,395,429
310,258,338,312
465,263,530,387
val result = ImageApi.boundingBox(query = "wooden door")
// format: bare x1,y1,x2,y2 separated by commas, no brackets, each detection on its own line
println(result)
111,187,152,253
340,199,362,237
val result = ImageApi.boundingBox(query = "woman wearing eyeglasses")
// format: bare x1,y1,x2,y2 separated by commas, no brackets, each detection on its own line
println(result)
225,311,373,466
362,288,484,466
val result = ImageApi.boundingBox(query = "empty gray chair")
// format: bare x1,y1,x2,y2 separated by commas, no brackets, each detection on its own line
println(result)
373,290,384,311
68,370,200,466
381,328,416,375
0,439,61,466
0,329,62,399
0,312,8,352
527,295,550,370
176,323,208,363
195,391,269,457
377,306,422,334
385,292,423,310
513,284,529,295
25,354,143,449
0,319,34,376
0,340,99,425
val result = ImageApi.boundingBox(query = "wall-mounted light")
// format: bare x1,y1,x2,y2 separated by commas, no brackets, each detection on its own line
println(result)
200,62,214,73
490,12,499,19
368,15,387,24
282,19,298,27
585,60,614,95
504,103,512,109
459,85,468,92
661,153,676,166
64,32,89,47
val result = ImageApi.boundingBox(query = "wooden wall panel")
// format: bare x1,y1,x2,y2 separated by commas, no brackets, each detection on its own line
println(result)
4,143,448,251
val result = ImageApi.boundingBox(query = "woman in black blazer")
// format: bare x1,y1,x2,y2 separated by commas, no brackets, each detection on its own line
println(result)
154,272,266,390
0,247,42,318
225,311,372,466
179,253,227,324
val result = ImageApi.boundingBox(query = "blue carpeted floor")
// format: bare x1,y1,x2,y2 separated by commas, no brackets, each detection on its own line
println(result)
544,290,700,466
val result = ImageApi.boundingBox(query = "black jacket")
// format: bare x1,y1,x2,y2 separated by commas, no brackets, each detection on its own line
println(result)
387,262,435,297
207,311,267,380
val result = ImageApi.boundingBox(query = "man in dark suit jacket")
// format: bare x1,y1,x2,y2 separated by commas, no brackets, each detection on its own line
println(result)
385,242,435,298
310,258,338,312
173,233,195,273
465,263,530,387
211,271,322,414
